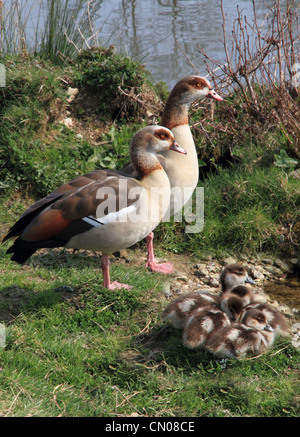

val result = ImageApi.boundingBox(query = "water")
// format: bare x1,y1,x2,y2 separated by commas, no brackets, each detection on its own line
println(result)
94,0,278,88
264,276,300,310
3,0,297,88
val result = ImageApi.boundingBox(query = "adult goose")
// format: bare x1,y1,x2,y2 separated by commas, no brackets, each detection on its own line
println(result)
3,126,186,290
123,76,223,274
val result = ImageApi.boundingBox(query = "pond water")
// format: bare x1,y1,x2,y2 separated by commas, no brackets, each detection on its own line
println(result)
264,276,300,310
95,0,279,88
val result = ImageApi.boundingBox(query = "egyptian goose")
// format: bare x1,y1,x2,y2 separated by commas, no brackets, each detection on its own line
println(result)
3,126,186,290
241,302,289,337
161,291,220,329
182,306,232,350
206,308,275,359
220,263,255,293
123,76,223,274
162,266,256,329
161,289,248,329
222,285,255,306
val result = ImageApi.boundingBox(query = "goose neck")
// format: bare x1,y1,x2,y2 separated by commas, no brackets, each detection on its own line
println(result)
161,100,189,130
131,149,162,178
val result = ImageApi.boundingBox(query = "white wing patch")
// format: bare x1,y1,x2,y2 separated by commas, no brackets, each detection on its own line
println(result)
82,204,139,226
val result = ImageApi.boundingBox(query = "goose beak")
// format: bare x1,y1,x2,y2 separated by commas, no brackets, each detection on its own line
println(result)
207,89,223,101
169,140,187,155
264,323,274,332
245,276,256,285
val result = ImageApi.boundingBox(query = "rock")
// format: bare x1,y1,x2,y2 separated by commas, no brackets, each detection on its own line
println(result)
63,117,74,128
224,256,237,265
291,323,300,349
161,282,171,297
290,258,299,267
251,269,265,280
264,266,284,276
274,258,292,273
209,277,219,287
261,269,272,277
249,265,266,281
194,267,209,277
261,258,274,265
175,274,188,282
66,87,79,102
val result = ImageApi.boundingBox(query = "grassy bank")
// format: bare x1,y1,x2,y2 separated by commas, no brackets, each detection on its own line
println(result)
0,51,299,417
0,247,299,417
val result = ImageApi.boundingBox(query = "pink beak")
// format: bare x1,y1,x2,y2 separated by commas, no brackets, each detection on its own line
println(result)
170,140,187,155
207,89,223,101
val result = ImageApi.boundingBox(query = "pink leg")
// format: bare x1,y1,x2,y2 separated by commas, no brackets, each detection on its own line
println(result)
101,254,132,290
145,232,174,274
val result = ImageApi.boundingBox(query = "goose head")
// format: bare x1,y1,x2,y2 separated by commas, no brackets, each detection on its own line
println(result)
220,294,244,321
169,75,223,106
130,126,186,176
225,285,255,307
240,308,274,332
220,263,255,293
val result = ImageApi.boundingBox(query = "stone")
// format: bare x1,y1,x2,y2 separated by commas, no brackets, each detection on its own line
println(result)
66,87,79,102
291,323,300,349
224,256,237,265
161,282,171,297
63,117,74,128
209,277,219,287
194,268,209,278
274,258,292,273
175,274,188,282
261,258,274,265
264,266,284,276
251,269,265,280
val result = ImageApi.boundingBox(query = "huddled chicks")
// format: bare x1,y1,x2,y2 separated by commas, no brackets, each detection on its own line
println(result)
162,263,289,359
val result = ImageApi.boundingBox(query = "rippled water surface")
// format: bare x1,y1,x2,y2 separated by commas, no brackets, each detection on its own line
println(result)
95,0,277,88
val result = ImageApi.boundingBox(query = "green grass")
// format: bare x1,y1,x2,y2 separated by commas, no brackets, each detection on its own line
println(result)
157,164,300,258
0,245,299,417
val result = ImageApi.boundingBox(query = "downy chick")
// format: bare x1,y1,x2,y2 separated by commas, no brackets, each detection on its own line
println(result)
205,308,275,359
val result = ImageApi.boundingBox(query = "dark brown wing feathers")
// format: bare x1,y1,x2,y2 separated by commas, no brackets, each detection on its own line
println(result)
3,169,141,263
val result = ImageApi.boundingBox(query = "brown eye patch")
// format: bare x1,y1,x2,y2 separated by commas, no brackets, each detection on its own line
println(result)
190,78,207,90
154,128,170,140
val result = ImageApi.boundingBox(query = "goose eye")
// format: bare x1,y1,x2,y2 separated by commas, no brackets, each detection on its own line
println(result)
159,133,167,139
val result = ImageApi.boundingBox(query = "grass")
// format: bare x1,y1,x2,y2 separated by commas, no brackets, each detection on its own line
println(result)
0,53,299,417
0,245,299,417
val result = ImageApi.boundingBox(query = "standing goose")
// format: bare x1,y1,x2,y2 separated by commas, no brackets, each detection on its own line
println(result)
3,126,186,290
123,76,223,273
